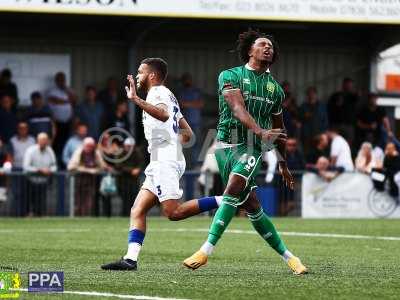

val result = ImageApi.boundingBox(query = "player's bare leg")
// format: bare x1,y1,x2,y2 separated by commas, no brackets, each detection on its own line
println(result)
101,189,157,271
161,196,223,221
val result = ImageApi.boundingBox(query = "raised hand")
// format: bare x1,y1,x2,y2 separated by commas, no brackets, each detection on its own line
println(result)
125,75,138,101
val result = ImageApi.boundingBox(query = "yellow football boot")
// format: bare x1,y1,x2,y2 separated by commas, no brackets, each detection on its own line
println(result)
183,250,208,270
287,256,308,275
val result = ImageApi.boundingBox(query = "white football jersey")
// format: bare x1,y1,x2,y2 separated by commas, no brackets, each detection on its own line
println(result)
143,85,184,162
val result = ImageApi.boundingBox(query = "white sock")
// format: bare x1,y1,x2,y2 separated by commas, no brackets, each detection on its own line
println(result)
215,196,223,207
282,250,294,263
200,241,214,256
124,242,142,261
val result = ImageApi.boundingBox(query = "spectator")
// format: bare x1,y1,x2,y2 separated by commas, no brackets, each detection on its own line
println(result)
0,137,12,191
113,137,144,216
282,93,300,138
355,142,381,174
62,123,88,167
76,86,104,140
280,138,305,215
327,77,360,143
198,140,223,197
0,94,18,143
356,93,392,149
383,142,400,199
97,77,121,110
178,73,204,167
326,127,354,171
23,133,57,216
104,100,130,133
310,156,343,182
306,133,330,166
0,69,18,111
299,87,328,154
24,91,54,139
68,137,107,216
10,122,35,170
47,72,76,163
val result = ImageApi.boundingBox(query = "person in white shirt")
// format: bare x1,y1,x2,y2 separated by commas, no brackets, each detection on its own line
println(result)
23,132,57,216
10,122,35,170
101,58,223,271
326,127,354,172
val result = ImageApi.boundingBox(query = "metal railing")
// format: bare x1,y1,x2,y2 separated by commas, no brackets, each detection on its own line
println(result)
0,170,303,217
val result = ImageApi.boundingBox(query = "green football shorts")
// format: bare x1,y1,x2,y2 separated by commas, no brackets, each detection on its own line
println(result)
214,143,262,206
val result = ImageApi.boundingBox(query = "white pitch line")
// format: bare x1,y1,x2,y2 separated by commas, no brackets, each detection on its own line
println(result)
13,288,189,300
149,228,400,241
0,228,90,233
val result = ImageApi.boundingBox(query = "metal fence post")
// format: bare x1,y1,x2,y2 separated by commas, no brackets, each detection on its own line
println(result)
69,174,75,218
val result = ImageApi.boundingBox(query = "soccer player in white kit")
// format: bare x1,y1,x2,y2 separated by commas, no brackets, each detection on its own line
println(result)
101,58,222,271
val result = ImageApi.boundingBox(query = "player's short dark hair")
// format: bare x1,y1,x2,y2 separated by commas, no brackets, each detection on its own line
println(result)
237,29,280,64
141,58,168,82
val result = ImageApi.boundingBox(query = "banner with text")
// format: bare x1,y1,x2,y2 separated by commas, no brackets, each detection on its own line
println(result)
302,172,400,218
1,0,400,24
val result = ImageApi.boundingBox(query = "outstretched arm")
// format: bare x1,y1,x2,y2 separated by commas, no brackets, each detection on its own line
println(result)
125,75,169,122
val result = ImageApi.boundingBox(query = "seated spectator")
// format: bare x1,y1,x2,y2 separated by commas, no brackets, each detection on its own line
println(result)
309,156,343,182
0,94,18,143
356,93,392,149
47,72,76,162
355,142,381,174
23,133,57,216
112,138,144,216
299,87,328,155
0,69,18,111
306,133,330,166
383,142,400,199
76,86,104,140
327,77,360,144
62,123,88,167
326,127,354,172
0,136,12,192
67,137,107,216
24,91,54,139
104,101,130,134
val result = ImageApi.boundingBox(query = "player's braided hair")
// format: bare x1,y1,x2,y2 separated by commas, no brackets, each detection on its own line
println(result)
237,29,279,64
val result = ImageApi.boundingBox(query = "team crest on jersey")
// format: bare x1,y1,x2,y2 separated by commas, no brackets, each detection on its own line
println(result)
266,82,275,93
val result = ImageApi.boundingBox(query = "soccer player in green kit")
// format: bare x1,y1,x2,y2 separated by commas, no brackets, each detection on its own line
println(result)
183,29,308,275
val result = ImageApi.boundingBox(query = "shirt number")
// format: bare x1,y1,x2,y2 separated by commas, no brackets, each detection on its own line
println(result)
172,106,179,134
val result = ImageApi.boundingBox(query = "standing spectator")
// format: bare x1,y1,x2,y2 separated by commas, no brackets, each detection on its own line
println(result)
0,137,12,199
67,137,107,216
76,86,104,140
0,69,18,111
356,93,392,149
326,127,354,172
383,142,400,199
0,94,18,143
47,72,76,163
178,73,204,167
24,91,54,139
306,133,330,166
10,122,35,216
10,122,35,170
327,78,360,143
62,123,88,167
282,93,300,138
113,138,144,216
104,101,131,133
97,77,121,110
299,87,328,154
23,133,57,216
280,138,305,215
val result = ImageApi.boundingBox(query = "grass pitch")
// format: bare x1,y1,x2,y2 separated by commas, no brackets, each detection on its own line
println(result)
1,217,399,299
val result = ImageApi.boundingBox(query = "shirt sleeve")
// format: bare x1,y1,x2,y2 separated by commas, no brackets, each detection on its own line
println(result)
330,139,340,157
272,87,284,115
218,70,240,95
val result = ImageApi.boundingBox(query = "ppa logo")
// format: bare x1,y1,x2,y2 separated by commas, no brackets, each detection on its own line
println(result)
28,272,64,292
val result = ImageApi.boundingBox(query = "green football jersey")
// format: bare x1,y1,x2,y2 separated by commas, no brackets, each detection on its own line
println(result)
216,65,284,150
